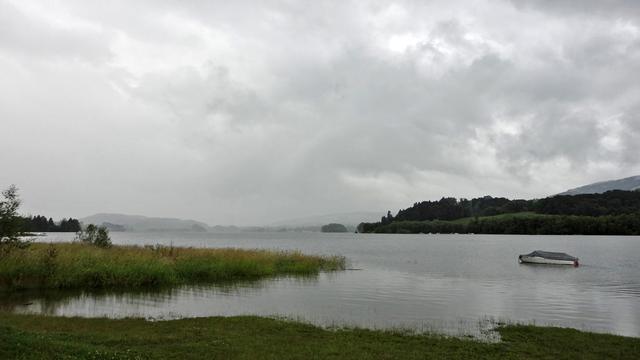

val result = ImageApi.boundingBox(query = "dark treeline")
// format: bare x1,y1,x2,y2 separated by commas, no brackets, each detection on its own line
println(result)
390,196,530,223
20,215,81,233
389,190,640,223
369,214,640,235
360,190,640,234
535,191,640,216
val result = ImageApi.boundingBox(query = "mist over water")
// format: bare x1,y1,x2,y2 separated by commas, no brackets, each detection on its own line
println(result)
7,232,640,337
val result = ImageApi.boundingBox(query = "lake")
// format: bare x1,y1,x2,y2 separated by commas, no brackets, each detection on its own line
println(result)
4,232,640,338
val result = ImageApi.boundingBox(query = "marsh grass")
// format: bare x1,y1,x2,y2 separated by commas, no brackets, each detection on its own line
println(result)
0,243,345,290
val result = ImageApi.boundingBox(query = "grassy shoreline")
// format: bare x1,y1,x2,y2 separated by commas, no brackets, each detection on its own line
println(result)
0,313,638,359
0,243,345,291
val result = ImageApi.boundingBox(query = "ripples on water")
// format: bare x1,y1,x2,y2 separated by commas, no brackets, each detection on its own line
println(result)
6,232,640,338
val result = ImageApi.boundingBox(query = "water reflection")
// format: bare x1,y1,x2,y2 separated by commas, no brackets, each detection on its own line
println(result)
4,232,640,338
3,274,322,317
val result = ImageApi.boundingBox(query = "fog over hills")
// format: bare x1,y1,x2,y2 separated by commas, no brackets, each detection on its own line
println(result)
81,213,209,232
558,176,640,196
81,211,384,232
82,175,640,232
269,212,384,228
4,1,640,225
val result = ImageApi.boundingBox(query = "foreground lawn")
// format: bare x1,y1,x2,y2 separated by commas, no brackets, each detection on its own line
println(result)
0,243,345,290
0,314,638,359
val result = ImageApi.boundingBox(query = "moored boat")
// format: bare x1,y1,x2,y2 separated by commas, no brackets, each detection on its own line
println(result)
518,250,579,266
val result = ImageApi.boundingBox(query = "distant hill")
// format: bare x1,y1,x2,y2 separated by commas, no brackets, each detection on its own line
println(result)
270,211,383,228
80,213,210,232
558,175,640,195
80,212,384,233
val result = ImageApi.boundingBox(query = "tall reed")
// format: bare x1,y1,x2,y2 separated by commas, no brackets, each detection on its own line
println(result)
0,243,345,290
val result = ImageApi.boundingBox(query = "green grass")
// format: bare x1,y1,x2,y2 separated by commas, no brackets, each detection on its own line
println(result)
0,243,345,290
0,313,638,359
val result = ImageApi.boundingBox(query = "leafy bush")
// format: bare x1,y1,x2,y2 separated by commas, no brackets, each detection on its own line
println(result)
0,185,30,252
77,224,112,248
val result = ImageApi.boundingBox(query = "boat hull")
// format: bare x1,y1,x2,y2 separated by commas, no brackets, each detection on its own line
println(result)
519,256,577,266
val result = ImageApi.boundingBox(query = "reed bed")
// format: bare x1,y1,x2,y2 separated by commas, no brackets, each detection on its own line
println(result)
0,243,345,290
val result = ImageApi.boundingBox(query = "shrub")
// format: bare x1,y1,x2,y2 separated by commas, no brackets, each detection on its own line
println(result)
0,185,30,252
77,224,112,248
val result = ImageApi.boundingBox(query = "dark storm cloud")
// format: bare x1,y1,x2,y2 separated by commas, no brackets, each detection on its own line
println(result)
1,0,639,224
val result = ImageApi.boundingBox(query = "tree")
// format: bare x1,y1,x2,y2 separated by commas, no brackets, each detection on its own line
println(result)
77,223,112,248
79,223,97,244
66,218,81,232
94,226,111,248
0,185,28,249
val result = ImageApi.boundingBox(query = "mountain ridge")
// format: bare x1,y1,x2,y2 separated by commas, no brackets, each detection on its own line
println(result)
80,213,210,232
558,175,640,196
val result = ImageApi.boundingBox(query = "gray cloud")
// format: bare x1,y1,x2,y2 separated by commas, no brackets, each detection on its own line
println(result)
0,1,111,62
1,0,639,224
510,0,640,19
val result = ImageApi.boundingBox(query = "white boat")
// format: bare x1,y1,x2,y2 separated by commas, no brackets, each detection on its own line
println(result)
518,250,579,266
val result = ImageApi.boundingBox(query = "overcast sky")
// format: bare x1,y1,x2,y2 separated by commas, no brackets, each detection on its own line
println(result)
1,0,639,225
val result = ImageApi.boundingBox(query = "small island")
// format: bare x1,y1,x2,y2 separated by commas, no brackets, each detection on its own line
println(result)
321,223,348,233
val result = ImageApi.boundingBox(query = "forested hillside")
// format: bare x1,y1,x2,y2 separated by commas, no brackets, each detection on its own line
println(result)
359,190,640,235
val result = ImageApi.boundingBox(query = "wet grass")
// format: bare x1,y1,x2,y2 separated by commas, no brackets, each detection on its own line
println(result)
0,313,638,359
0,243,345,290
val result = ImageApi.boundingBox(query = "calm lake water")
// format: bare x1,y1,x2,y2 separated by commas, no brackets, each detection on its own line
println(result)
4,232,640,337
